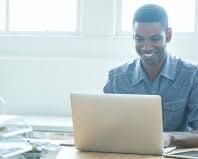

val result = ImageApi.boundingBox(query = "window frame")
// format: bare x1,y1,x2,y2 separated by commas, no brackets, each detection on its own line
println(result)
115,0,197,37
0,0,82,36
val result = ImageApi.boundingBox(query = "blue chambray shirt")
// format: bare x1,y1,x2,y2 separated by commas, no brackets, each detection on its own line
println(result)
103,53,198,132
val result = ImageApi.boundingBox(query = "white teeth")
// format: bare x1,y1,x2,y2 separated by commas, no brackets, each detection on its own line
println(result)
144,53,153,57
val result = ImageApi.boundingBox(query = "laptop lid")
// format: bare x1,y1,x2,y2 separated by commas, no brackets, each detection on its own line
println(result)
70,93,164,155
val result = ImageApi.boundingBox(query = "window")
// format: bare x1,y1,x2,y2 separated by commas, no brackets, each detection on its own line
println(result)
0,0,79,32
0,0,6,31
119,0,195,33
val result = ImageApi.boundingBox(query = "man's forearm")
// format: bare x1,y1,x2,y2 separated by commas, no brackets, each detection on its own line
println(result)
168,131,198,148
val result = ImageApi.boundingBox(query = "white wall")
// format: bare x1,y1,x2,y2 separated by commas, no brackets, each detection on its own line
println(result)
0,0,198,117
0,57,125,116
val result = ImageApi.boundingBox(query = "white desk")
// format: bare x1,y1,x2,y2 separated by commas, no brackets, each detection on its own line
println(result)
43,146,198,159
22,115,73,132
44,146,164,159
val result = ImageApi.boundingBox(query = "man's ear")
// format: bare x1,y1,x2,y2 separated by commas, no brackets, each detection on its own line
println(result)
132,34,135,40
165,28,172,43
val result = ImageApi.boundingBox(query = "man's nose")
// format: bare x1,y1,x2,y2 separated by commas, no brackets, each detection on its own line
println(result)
142,39,153,50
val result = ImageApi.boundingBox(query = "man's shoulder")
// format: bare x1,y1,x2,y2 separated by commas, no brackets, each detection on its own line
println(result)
176,58,198,72
109,59,139,76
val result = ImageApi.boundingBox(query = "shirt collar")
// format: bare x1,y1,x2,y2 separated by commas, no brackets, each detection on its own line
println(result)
131,53,177,86
160,53,177,81
131,59,145,86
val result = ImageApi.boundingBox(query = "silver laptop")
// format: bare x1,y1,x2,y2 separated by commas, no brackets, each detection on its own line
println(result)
70,93,164,155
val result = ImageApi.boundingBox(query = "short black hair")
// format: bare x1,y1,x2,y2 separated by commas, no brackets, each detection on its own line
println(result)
133,4,168,29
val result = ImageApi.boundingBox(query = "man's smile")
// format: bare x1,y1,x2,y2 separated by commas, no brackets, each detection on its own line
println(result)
143,53,154,57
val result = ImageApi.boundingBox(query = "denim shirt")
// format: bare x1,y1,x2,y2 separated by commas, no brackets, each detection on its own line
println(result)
103,54,198,132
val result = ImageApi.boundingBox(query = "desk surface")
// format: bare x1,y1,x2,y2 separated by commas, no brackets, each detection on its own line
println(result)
46,147,164,159
44,146,198,159
32,132,197,159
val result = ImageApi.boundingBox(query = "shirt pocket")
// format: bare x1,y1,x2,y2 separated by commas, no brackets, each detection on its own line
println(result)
163,99,186,131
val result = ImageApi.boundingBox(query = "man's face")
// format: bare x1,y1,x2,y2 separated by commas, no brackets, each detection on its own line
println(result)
133,22,171,66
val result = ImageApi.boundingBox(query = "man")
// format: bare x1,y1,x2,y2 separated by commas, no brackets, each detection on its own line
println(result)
103,4,198,147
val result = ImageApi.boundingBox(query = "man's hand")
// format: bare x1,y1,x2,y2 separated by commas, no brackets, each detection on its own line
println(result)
163,131,198,148
163,132,173,147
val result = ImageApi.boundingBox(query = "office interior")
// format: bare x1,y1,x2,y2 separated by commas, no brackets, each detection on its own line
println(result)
0,0,198,132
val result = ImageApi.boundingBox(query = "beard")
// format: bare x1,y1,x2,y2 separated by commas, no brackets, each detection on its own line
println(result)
136,47,166,66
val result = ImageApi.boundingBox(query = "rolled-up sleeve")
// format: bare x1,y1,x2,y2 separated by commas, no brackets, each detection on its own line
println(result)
103,69,114,93
188,68,198,129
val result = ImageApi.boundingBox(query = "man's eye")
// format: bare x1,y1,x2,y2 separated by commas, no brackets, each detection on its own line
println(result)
135,37,144,42
151,36,161,42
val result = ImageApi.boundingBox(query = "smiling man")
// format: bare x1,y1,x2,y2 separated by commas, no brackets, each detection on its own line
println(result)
103,4,198,147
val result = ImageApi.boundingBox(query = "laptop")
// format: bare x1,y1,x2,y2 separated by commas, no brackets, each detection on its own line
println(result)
70,93,165,155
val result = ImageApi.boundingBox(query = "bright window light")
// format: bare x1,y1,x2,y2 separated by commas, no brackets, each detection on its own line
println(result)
9,0,77,32
121,0,195,33
0,0,6,31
